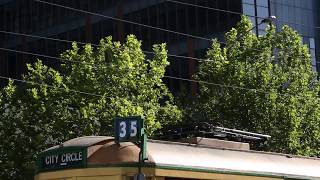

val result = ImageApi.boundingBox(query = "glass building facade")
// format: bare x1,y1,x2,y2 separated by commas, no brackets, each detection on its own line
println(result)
0,0,319,92
0,0,242,93
242,0,319,71
269,0,319,71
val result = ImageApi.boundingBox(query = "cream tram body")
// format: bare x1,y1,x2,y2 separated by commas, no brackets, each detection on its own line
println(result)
35,136,320,180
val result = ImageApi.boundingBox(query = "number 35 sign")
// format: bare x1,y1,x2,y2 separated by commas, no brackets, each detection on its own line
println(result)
114,116,143,143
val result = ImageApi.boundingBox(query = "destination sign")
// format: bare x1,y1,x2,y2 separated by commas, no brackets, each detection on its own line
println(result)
38,147,87,171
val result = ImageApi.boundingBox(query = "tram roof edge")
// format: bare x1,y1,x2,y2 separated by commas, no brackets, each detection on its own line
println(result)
43,136,113,152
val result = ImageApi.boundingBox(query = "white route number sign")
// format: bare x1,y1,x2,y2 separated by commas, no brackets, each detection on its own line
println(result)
114,117,142,143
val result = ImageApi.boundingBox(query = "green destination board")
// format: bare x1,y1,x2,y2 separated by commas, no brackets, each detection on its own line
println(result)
38,147,87,171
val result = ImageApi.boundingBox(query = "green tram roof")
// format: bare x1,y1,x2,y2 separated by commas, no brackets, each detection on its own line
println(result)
38,136,320,180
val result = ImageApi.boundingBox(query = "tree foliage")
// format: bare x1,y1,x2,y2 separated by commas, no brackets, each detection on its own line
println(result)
194,16,320,156
0,35,181,179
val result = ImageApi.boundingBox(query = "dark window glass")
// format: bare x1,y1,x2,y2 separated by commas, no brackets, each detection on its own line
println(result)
243,4,255,16
257,6,269,18
256,0,269,7
243,0,254,5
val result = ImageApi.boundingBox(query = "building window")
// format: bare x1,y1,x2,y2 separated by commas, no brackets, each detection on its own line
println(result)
309,38,317,71
242,0,270,35
256,0,268,7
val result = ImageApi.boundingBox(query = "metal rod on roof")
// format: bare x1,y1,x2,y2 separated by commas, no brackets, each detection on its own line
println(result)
214,127,271,139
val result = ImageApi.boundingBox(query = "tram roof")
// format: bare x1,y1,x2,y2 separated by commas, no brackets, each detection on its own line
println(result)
39,136,320,179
